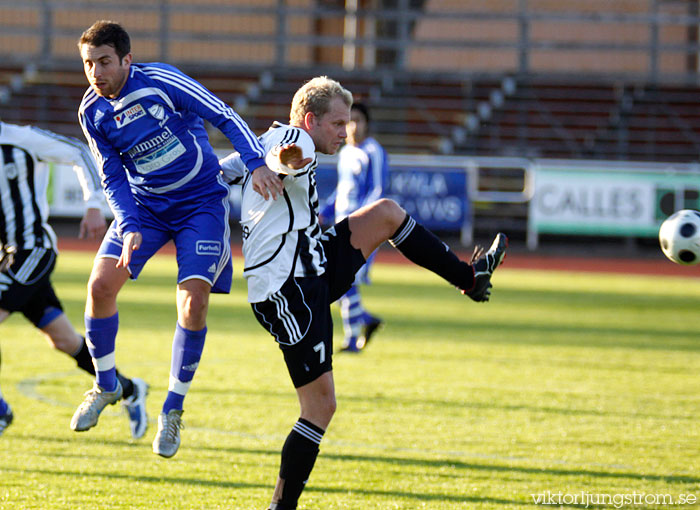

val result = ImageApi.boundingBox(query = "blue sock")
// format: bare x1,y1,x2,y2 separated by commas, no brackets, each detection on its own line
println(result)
85,313,119,392
339,285,365,343
0,398,8,415
163,323,206,414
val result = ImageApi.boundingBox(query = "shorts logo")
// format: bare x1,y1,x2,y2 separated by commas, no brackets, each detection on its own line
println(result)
114,103,146,129
196,241,221,256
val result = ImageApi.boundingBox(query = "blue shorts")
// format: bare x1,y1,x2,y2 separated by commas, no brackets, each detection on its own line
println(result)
97,193,233,294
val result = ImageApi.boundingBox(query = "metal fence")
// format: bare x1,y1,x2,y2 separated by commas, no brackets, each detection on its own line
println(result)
1,0,700,83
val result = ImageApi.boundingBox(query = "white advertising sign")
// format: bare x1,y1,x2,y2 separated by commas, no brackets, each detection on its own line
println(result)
528,161,700,248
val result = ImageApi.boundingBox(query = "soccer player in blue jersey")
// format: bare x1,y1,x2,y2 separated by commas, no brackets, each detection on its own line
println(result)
71,20,282,458
321,103,388,351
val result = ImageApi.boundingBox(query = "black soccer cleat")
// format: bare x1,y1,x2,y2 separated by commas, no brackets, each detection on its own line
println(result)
357,317,383,350
463,233,508,302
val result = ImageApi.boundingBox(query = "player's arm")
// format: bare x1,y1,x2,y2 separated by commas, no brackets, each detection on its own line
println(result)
220,151,281,201
149,65,268,171
20,125,107,239
79,110,141,239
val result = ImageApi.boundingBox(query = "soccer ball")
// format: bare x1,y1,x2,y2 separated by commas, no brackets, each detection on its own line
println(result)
658,209,700,265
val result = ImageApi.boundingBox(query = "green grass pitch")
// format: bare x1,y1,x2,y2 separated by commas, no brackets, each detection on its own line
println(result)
0,250,698,509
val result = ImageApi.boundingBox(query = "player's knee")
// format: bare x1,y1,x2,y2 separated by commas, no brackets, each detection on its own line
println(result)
373,198,406,232
87,275,119,303
178,290,208,324
312,394,336,424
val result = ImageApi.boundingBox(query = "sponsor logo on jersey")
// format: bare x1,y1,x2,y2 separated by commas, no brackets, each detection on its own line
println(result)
114,103,146,129
129,127,186,174
196,240,222,256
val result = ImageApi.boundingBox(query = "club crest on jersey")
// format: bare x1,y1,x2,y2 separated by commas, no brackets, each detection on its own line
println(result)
196,241,221,256
114,103,146,129
148,104,165,120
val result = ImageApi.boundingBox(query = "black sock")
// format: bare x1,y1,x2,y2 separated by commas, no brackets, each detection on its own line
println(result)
72,337,133,399
276,418,325,510
389,215,474,291
116,372,134,399
71,337,95,375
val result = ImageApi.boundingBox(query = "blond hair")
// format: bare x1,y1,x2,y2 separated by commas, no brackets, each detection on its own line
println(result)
290,76,353,126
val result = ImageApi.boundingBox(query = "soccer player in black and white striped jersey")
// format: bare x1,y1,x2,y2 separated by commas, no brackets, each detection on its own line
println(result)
0,120,148,439
221,76,507,510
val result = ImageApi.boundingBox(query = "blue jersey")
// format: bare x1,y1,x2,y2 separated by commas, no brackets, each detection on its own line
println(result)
332,136,388,221
78,62,265,235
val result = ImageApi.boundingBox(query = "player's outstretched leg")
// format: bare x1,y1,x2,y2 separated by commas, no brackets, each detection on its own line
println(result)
388,213,507,302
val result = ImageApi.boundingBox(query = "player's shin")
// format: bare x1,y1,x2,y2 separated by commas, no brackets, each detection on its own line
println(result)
389,215,474,291
163,323,206,413
272,418,325,510
85,313,119,391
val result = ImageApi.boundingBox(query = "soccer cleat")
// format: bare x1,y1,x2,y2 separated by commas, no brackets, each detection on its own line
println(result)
357,317,383,349
0,405,13,437
153,409,184,458
122,377,149,440
339,337,361,353
70,381,123,432
463,233,508,302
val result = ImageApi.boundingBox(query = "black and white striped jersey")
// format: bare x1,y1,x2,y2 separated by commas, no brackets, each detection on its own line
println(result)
0,121,104,251
220,122,325,303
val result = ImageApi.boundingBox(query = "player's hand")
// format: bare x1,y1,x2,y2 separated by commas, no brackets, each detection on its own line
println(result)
116,231,141,269
79,207,107,240
0,245,16,273
251,165,284,200
279,143,312,170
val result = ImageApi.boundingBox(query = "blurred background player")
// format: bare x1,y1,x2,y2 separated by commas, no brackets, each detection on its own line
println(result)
322,102,388,352
72,20,281,458
0,119,148,439
220,76,507,510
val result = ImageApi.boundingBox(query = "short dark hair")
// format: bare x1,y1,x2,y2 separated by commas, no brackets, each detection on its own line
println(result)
78,20,131,61
352,102,370,124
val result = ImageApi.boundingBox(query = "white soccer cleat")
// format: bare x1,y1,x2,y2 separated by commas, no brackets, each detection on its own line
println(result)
153,409,183,458
71,381,123,432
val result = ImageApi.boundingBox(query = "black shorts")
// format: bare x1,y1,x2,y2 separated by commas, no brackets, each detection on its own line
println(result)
0,248,63,327
251,218,366,387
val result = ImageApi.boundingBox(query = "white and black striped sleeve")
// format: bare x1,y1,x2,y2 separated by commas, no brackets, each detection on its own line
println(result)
23,125,104,210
